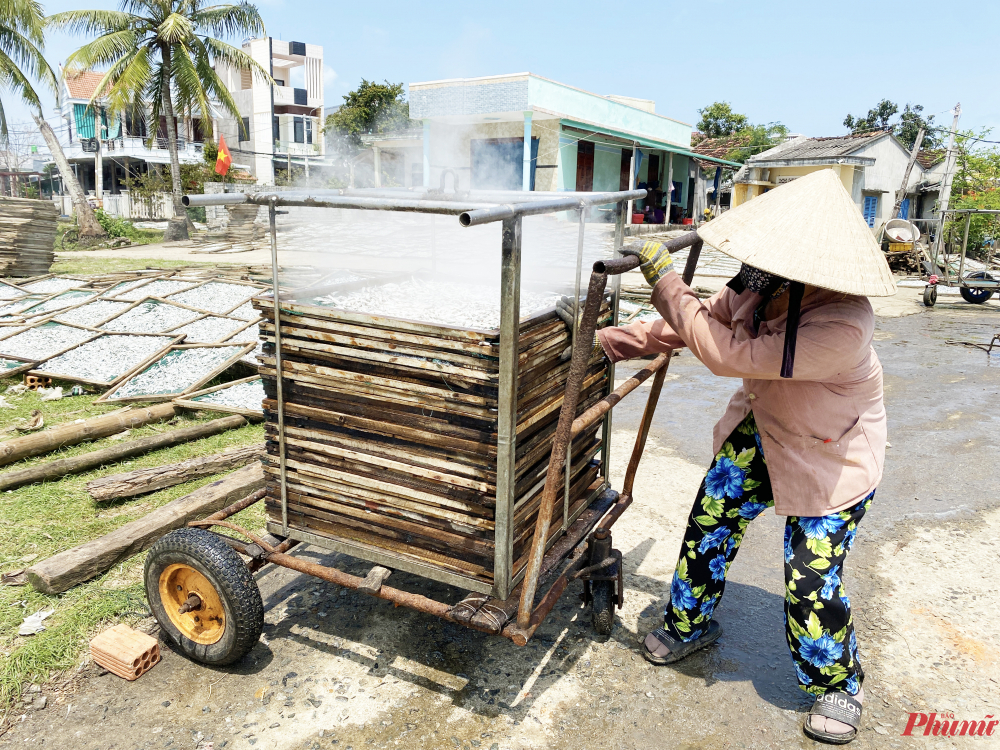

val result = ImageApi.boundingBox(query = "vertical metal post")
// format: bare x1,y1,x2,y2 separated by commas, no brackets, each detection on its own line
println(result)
522,112,533,191
268,199,289,534
493,216,522,600
564,206,586,530
601,200,626,481
422,119,431,188
957,213,971,282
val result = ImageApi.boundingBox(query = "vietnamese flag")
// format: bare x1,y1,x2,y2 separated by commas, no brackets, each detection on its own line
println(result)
215,134,233,176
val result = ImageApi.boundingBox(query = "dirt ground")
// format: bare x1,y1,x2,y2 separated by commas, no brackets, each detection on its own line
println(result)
2,286,999,750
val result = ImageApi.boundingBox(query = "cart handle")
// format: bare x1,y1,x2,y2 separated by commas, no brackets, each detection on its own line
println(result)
515,231,703,630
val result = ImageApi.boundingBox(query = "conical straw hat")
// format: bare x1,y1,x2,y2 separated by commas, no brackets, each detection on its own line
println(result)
697,168,897,297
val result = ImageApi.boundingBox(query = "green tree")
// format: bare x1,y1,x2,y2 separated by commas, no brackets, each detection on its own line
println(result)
696,102,749,138
325,79,411,149
49,0,270,241
943,131,1000,259
843,100,939,150
724,122,790,164
0,0,54,141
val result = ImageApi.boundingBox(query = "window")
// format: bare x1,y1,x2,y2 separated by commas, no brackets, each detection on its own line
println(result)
863,195,878,228
273,115,280,143
305,119,312,144
899,198,910,220
240,68,252,90
293,117,304,144
274,78,285,87
293,88,308,106
240,117,250,142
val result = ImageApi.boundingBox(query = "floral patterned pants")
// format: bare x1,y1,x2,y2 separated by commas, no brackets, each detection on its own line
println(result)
665,411,873,696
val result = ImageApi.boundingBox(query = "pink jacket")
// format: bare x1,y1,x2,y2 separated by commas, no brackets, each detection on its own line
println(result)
598,271,886,517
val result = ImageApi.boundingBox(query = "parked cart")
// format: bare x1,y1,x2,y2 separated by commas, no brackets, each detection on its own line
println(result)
143,188,704,664
922,208,999,307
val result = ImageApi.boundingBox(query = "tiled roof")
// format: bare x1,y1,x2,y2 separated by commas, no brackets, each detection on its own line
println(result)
916,149,945,169
751,131,887,162
64,71,106,100
690,133,746,160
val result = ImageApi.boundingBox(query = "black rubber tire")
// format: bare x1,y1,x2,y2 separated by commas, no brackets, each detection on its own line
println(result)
959,272,995,304
923,286,937,307
591,580,615,635
144,528,263,666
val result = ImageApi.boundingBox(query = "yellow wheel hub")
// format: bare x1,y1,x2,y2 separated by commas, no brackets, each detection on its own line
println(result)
159,563,226,645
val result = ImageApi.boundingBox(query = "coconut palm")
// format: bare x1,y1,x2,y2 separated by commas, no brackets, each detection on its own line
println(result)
1,0,105,235
0,0,53,141
49,0,270,241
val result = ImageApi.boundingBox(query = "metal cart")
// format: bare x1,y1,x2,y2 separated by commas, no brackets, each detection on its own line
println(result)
921,208,999,307
143,188,704,665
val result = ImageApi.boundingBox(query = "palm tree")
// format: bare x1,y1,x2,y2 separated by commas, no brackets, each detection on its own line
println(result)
0,0,104,236
49,0,270,241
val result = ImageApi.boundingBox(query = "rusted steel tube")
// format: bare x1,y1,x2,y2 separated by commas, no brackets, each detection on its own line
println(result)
622,361,671,498
200,488,266,523
594,255,641,275
248,537,299,573
516,269,609,629
505,553,588,646
187,519,274,553
265,552,490,630
596,493,634,537
570,353,670,438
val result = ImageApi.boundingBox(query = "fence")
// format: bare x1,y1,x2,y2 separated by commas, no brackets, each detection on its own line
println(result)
100,191,175,221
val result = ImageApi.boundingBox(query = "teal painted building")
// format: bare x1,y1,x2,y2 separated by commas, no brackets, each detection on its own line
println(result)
388,73,736,221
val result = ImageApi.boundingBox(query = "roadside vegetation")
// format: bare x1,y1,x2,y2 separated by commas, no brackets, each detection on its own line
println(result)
0,383,264,722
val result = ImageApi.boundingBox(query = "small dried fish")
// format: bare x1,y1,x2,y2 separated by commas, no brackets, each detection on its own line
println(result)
23,277,83,294
109,345,243,399
0,323,94,360
193,378,264,411
169,316,245,343
168,282,255,315
39,334,173,384
101,300,202,334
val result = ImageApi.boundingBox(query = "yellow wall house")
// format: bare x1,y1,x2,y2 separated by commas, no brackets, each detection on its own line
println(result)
732,132,927,231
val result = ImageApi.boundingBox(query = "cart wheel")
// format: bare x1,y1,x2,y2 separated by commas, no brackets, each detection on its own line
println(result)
144,528,263,666
959,272,995,304
590,580,615,635
923,286,937,307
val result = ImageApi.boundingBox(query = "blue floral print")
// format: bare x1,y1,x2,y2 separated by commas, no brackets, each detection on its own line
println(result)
663,411,874,698
704,456,745,500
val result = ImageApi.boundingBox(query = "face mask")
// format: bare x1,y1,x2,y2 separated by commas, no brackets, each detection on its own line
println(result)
739,263,789,298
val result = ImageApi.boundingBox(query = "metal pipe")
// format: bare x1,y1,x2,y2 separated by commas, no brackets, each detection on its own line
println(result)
185,191,492,214
602,200,627,488
200,488,267,523
516,268,608,629
268,199,290,536
622,364,669,498
459,190,647,227
594,230,702,275
957,213,971,282
565,207,586,532
570,353,669,438
493,216,522,601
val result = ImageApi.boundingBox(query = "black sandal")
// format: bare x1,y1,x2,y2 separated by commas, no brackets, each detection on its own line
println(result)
640,620,722,665
803,690,862,745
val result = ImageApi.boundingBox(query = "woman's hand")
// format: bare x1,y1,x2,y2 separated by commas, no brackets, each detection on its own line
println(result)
621,240,675,287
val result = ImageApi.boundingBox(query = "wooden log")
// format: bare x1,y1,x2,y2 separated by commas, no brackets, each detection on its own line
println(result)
0,403,177,467
0,415,248,492
86,444,263,501
26,461,265,594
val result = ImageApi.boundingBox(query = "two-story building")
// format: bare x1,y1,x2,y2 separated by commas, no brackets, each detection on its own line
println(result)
55,70,210,202
213,38,325,184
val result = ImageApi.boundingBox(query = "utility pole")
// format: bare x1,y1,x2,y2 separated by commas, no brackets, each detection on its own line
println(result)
932,104,961,267
892,127,924,220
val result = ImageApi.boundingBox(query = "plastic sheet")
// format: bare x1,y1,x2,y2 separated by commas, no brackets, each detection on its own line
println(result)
101,299,203,333
0,281,27,301
0,322,94,360
106,345,245,399
167,282,257,315
168,315,246,343
38,334,174,385
192,378,264,411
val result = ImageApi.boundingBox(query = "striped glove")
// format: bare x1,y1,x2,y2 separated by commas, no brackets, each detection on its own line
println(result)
621,240,675,287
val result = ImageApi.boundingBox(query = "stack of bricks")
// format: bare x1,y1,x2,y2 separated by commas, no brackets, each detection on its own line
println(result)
90,624,160,680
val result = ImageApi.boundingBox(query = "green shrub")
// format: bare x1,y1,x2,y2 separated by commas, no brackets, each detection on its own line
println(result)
94,208,138,239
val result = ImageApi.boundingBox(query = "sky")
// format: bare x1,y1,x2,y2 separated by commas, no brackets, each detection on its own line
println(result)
7,0,1000,145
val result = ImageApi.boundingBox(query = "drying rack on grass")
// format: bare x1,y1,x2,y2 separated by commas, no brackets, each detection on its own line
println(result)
141,186,703,666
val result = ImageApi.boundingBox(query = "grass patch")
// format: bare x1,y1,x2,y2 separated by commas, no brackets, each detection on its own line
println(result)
0,380,264,716
55,220,165,252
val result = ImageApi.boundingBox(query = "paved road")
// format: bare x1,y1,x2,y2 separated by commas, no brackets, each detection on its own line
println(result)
3,288,999,750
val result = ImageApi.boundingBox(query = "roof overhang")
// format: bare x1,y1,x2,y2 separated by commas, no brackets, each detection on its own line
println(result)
559,119,740,167
749,156,875,168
